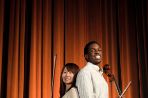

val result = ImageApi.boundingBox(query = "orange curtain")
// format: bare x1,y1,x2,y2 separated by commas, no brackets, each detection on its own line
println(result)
0,0,147,98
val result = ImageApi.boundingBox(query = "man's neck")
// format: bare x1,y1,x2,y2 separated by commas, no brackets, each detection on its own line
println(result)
92,62,102,69
98,64,102,69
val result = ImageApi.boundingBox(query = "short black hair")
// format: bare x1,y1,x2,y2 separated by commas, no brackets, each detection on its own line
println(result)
84,41,100,55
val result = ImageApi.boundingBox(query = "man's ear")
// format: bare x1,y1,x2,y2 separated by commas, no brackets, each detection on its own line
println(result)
84,54,88,61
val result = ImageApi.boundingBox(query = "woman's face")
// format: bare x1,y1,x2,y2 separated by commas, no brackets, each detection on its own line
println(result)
62,67,74,84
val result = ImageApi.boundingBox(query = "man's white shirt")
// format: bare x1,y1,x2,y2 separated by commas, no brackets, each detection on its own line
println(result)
76,62,108,98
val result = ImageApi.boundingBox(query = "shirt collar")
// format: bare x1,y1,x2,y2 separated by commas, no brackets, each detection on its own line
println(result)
87,62,103,74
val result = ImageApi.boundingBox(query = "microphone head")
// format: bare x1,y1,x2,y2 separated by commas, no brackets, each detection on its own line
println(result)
103,64,112,76
103,64,111,71
103,64,114,81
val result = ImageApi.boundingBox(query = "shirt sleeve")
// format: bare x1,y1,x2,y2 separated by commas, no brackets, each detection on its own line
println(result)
69,88,79,98
76,70,95,98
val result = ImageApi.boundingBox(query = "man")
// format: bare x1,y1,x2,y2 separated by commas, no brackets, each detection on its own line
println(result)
76,41,108,98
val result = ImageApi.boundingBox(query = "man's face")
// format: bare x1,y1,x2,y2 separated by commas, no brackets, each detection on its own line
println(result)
85,43,102,65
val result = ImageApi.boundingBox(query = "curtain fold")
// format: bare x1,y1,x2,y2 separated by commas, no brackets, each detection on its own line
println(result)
0,0,4,95
0,0,147,98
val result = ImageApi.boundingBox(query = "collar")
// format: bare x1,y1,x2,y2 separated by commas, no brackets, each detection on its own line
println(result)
87,62,103,74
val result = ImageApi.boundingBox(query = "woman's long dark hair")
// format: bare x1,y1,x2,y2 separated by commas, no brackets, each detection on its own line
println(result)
60,63,80,98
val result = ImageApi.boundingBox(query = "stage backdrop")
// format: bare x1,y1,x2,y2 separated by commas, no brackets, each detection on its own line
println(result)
0,0,147,98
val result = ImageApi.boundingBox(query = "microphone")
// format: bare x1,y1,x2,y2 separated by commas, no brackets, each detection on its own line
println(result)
103,64,112,77
103,64,111,70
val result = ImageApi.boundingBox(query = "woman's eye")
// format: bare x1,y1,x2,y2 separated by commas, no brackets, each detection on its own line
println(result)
63,71,67,73
68,71,72,73
69,72,74,75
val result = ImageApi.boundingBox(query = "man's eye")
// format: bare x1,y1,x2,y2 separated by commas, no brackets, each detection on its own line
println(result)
89,49,95,53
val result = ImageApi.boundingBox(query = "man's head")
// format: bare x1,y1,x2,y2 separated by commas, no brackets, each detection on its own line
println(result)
84,41,102,65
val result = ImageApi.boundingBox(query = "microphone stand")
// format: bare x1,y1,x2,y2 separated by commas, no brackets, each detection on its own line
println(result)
103,64,122,97
119,81,132,98
110,75,122,97
103,64,131,98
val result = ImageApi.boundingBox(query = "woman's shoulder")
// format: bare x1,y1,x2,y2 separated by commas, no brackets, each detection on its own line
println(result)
62,87,79,98
69,87,79,97
69,87,78,92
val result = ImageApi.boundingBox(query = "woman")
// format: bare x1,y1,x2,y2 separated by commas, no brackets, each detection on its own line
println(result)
60,63,80,98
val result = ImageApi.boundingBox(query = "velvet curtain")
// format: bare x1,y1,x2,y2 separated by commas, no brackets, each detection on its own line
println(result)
0,0,147,98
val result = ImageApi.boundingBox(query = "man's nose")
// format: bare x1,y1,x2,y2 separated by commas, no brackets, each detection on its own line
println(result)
95,50,102,54
95,51,100,54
